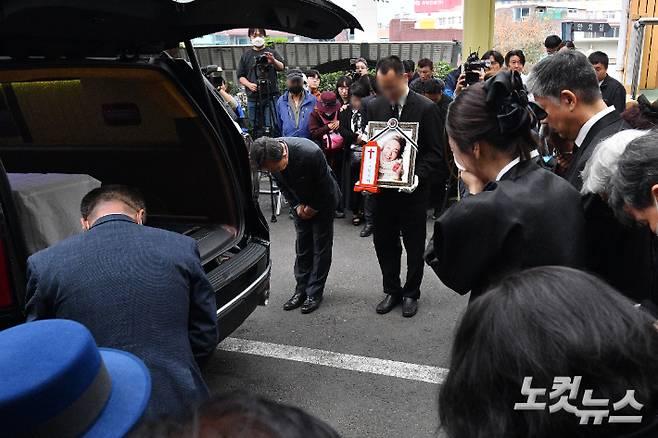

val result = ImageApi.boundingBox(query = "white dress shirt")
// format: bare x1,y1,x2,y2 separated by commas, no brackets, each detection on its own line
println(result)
574,105,616,148
495,157,521,181
391,86,410,118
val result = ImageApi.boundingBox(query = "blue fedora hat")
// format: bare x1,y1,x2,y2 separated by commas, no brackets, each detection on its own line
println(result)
0,319,151,437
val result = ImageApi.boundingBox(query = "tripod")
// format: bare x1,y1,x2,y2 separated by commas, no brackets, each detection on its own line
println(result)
251,65,279,139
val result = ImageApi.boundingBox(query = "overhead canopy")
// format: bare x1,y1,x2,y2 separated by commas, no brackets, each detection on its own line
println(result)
0,0,362,56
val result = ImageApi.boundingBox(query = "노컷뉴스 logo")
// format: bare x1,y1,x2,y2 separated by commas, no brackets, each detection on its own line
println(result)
514,376,644,425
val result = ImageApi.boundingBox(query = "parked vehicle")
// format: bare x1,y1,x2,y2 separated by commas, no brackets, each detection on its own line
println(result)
0,0,361,338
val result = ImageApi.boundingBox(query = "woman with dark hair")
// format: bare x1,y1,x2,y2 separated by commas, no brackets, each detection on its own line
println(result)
621,94,658,129
335,75,352,106
425,71,586,301
338,81,369,228
439,266,658,438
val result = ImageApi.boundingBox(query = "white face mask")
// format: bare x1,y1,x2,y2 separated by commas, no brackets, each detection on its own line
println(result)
251,37,265,48
454,157,466,171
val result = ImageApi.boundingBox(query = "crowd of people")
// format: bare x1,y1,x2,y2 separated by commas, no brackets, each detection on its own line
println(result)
247,28,658,437
5,27,658,438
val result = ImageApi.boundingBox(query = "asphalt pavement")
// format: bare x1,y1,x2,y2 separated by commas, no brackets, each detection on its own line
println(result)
203,197,469,438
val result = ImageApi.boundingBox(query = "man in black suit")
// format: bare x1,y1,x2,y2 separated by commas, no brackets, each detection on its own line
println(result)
366,55,447,318
527,50,628,190
589,51,627,114
251,136,340,314
25,185,218,420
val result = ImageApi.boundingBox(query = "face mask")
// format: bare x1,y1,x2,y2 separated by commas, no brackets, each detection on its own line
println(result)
251,37,265,48
288,85,303,95
454,157,466,171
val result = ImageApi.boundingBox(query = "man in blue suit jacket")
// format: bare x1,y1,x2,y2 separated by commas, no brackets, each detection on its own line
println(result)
24,185,218,420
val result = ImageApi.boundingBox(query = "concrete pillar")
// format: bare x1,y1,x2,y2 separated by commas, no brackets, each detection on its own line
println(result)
462,0,496,60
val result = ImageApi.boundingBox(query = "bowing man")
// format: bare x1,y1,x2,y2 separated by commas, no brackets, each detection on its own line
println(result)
425,71,587,302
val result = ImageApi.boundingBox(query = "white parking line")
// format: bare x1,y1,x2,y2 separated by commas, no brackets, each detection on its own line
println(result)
217,337,448,385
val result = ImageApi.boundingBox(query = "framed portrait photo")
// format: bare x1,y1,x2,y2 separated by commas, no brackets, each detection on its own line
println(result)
365,118,419,190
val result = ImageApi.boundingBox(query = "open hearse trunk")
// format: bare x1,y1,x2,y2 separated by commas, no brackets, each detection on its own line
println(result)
0,0,361,335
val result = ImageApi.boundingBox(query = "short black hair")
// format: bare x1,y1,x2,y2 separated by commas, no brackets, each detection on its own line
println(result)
376,55,404,76
335,75,352,89
423,78,445,95
588,50,609,69
409,78,424,93
564,40,576,49
349,81,369,99
80,185,145,220
248,28,267,37
544,34,562,49
439,266,658,438
402,59,415,73
137,391,340,438
305,69,320,79
250,137,285,168
504,49,526,67
417,58,433,70
483,50,504,66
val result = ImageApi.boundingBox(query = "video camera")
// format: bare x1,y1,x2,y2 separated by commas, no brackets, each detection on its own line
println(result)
463,52,491,86
256,53,270,67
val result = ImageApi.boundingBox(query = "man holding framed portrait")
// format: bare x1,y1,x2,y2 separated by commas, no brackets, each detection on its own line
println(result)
365,55,447,318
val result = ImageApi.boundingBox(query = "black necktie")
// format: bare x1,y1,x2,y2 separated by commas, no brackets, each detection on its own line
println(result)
390,103,400,120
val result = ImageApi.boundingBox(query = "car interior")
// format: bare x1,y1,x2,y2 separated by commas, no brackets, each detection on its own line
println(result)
0,65,241,263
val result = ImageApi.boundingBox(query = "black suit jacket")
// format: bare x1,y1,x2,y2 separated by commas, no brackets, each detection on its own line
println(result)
564,110,628,190
274,137,341,213
427,160,586,300
600,74,627,114
365,90,447,198
25,214,218,419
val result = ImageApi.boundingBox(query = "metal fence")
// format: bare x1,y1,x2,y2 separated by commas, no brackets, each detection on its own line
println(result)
193,41,461,84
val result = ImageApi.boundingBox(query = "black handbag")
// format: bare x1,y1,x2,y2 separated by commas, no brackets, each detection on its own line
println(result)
350,145,363,167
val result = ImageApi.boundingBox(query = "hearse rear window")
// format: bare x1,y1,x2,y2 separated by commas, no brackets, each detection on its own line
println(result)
0,68,198,147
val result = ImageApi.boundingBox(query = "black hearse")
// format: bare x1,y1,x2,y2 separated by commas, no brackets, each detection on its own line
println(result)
0,0,360,339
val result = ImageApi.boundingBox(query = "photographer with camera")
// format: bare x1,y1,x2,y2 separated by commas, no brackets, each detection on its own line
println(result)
454,52,489,97
237,28,285,137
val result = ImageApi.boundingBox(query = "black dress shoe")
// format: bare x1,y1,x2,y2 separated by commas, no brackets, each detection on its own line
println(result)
283,292,306,311
360,224,374,238
301,296,323,314
376,294,401,314
402,297,418,318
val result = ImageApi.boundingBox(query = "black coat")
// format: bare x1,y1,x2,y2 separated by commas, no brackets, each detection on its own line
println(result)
600,74,627,114
583,193,658,304
25,214,218,419
274,136,341,213
426,159,587,300
365,89,448,199
563,111,628,190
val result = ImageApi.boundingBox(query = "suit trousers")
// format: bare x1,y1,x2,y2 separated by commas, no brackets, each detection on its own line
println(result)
373,191,428,299
293,209,334,298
